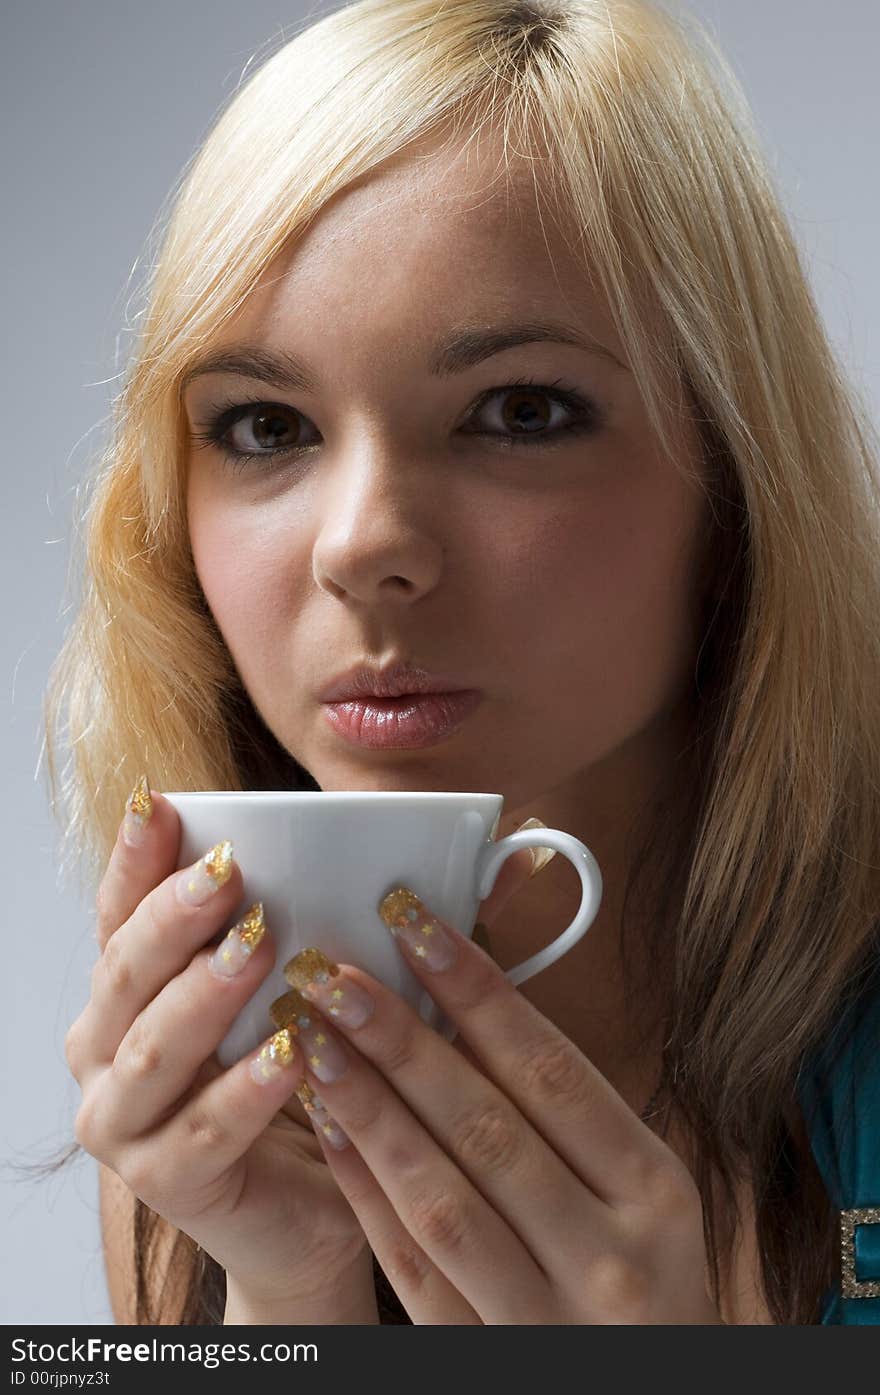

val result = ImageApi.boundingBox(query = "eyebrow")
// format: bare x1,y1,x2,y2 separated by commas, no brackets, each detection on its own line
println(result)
179,319,627,394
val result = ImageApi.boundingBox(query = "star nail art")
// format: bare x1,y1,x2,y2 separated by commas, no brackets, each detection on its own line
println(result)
269,981,348,1084
284,947,375,1028
377,886,458,972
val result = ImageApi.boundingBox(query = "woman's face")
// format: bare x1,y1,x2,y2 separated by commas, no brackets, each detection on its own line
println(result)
183,132,709,831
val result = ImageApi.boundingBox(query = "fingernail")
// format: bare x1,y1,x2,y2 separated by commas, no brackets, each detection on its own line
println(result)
295,1084,350,1148
312,1113,351,1150
377,887,458,972
270,983,349,1084
122,774,153,848
208,902,266,977
515,817,557,877
283,946,340,990
301,1019,349,1084
249,1028,297,1084
285,948,375,1028
270,985,316,1032
175,840,234,907
295,1080,326,1115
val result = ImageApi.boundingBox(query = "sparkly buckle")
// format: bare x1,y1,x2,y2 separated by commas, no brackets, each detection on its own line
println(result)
840,1208,880,1298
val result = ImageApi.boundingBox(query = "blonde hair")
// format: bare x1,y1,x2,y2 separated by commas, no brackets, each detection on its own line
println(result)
42,0,880,1323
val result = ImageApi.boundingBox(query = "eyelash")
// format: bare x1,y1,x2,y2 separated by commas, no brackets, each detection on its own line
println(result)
189,376,603,474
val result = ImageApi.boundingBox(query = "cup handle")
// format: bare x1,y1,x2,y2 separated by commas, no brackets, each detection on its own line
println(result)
473,828,603,987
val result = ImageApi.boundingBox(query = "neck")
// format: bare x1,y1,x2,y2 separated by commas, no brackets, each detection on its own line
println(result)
485,704,696,1116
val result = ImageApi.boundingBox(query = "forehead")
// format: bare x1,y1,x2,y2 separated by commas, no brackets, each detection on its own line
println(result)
221,126,625,363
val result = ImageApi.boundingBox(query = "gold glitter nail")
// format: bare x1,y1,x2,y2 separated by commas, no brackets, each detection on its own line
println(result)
295,1080,325,1114
267,1028,295,1065
234,901,265,950
283,947,339,991
122,773,153,847
378,886,458,972
176,839,236,908
203,839,234,888
128,773,152,821
208,902,267,978
515,817,557,877
377,886,422,930
249,1028,297,1084
269,986,313,1031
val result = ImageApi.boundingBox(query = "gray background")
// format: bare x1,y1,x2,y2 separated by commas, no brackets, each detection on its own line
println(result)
3,0,878,1325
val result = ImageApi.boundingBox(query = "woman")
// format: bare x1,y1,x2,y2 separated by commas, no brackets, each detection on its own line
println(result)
47,0,880,1323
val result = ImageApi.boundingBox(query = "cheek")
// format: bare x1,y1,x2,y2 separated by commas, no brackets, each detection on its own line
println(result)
186,484,304,660
508,485,701,733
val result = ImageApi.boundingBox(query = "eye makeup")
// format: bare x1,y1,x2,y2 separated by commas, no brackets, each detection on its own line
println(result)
188,375,604,473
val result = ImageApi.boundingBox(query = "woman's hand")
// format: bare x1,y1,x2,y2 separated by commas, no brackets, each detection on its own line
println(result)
64,788,373,1317
280,884,724,1325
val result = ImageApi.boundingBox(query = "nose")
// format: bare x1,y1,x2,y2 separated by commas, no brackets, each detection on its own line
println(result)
311,451,445,605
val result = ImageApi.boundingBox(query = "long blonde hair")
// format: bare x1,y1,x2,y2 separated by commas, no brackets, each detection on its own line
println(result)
41,0,880,1323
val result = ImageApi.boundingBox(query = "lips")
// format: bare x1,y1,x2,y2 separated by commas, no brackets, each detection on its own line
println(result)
321,690,484,749
318,660,477,703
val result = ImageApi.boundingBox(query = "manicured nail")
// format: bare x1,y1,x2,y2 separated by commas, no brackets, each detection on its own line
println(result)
295,1076,351,1149
283,946,340,990
295,1080,326,1115
284,948,375,1028
175,840,234,907
312,1114,351,1150
377,887,458,972
208,902,266,977
122,774,153,848
302,1017,349,1084
270,985,316,1032
271,978,348,1084
249,1028,297,1084
515,817,557,877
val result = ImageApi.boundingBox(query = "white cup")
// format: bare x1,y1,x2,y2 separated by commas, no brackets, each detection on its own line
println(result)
163,790,603,1067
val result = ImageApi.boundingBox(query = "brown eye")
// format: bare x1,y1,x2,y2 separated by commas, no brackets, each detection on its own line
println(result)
189,399,320,471
191,377,602,476
495,386,554,434
461,378,601,445
228,405,306,452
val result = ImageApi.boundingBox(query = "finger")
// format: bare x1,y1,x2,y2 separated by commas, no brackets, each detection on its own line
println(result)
304,1128,481,1324
94,783,179,953
374,887,676,1209
286,953,602,1290
79,841,245,1070
94,913,278,1139
292,1018,549,1323
103,1027,306,1222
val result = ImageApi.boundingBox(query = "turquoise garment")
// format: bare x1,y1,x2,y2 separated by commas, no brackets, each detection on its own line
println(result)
796,974,880,1323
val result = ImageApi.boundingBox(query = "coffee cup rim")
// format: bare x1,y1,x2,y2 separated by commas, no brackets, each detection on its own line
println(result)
163,789,503,801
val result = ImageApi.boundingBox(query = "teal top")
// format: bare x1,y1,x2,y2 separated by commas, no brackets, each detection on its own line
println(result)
796,972,880,1323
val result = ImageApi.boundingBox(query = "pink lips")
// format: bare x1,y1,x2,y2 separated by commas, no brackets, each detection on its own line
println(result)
321,690,484,749
318,661,473,703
